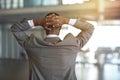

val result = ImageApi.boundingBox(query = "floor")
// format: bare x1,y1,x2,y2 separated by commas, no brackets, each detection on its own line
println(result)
76,63,120,80
0,59,120,80
0,59,29,80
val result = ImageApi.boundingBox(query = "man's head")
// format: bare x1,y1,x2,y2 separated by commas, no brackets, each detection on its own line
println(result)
44,12,62,35
45,12,59,17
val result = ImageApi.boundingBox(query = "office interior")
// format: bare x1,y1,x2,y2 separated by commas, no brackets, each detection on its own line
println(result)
0,0,120,80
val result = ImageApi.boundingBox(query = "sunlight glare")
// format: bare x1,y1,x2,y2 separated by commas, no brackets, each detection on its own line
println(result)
62,0,84,4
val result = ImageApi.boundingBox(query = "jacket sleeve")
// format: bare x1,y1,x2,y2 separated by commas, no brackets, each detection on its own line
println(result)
74,19,94,48
11,20,32,47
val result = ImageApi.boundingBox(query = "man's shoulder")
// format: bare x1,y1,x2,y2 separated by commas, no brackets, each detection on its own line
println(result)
63,33,75,40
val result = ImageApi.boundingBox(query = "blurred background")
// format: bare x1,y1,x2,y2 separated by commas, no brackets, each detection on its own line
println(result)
0,0,120,80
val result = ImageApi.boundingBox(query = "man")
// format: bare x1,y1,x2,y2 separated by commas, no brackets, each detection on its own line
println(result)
11,12,94,80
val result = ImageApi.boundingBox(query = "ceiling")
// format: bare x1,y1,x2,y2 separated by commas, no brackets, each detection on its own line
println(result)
0,1,120,24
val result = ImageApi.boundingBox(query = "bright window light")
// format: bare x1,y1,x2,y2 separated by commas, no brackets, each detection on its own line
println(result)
59,21,120,52
62,0,84,4
59,21,97,40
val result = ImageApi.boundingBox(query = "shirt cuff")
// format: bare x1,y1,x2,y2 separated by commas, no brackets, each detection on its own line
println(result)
27,20,34,27
68,19,77,25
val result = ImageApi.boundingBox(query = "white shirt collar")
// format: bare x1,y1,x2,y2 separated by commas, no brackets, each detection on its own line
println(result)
46,34,59,38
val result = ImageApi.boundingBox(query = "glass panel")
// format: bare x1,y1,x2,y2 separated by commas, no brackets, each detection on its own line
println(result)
24,0,42,7
62,0,84,4
12,0,19,9
0,25,1,57
0,0,24,9
0,24,20,59
6,0,11,9
19,0,24,8
42,0,59,6
0,0,6,9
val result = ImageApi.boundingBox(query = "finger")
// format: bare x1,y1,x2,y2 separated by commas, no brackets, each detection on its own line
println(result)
46,16,60,22
45,22,53,27
46,14,56,18
44,26,52,31
46,15,59,20
46,19,60,23
45,17,56,22
46,21,62,27
54,24,62,27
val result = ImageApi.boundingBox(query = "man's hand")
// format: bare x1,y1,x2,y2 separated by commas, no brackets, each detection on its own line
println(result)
45,14,69,27
34,13,69,31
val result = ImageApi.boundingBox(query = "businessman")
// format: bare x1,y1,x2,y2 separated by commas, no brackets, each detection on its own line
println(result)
11,12,94,80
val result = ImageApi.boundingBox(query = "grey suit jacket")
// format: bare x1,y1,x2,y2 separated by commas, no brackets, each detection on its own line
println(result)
11,19,94,80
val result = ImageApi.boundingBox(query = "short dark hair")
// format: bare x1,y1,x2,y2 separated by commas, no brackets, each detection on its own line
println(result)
45,12,59,17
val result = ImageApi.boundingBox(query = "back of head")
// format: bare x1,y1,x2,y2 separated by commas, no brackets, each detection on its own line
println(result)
45,12,61,35
45,12,59,17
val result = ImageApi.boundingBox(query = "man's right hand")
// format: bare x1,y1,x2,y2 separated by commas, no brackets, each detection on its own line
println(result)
44,14,69,30
33,14,69,31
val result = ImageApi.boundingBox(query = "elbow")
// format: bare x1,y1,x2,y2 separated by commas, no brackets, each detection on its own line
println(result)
90,23,94,30
88,23,95,32
10,23,18,32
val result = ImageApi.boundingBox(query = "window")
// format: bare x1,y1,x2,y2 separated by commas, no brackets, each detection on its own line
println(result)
42,0,59,6
0,25,1,57
62,0,84,4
